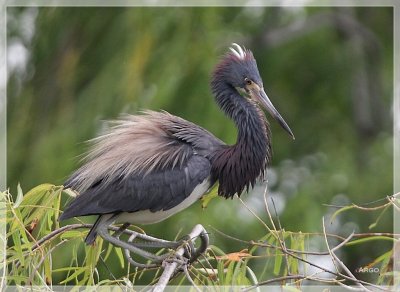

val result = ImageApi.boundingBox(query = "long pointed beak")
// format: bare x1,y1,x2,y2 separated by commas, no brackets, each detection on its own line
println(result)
252,88,295,139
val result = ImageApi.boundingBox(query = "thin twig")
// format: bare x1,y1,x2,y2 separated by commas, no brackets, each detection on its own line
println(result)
323,194,400,211
28,239,67,285
238,197,272,233
8,199,46,257
282,231,386,291
182,265,201,292
262,184,277,231
211,225,327,255
337,281,366,291
322,218,370,291
238,194,287,259
322,217,341,273
31,223,93,251
330,232,354,253
270,195,291,275
196,253,217,283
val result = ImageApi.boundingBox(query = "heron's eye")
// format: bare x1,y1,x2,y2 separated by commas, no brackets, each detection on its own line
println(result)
244,78,252,85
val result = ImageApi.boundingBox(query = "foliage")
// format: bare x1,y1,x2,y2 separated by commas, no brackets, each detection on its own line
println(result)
3,184,397,289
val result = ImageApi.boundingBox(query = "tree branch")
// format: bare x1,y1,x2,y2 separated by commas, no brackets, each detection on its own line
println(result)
153,224,207,292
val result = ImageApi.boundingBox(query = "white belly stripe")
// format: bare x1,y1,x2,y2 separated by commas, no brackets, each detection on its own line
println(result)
114,178,211,225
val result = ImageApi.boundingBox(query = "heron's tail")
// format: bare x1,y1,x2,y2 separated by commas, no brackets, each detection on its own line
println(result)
85,216,102,245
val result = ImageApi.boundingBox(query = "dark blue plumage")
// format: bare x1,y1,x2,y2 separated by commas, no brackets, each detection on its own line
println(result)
59,43,294,245
62,155,211,217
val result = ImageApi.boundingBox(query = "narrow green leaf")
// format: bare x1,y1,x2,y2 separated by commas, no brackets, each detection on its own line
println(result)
225,261,235,285
273,250,282,275
233,260,248,285
232,260,241,285
9,207,30,246
210,245,226,256
200,184,219,208
22,184,54,205
245,266,258,286
115,247,125,269
369,205,390,230
14,183,23,208
346,236,395,246
52,267,81,273
60,230,84,239
329,205,354,223
12,232,24,266
59,267,87,284
103,241,114,262
217,258,225,285
44,254,52,286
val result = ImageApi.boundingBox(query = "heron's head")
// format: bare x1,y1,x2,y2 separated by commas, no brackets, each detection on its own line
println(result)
212,43,294,139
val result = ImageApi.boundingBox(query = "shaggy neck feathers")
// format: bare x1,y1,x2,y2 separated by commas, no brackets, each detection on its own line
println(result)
210,77,271,198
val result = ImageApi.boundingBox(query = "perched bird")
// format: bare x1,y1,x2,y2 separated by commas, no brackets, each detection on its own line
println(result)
59,43,294,253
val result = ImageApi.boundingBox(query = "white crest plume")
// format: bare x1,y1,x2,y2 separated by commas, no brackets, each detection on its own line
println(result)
229,43,246,60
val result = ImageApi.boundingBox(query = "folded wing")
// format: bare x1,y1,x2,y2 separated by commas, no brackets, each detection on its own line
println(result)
60,111,223,220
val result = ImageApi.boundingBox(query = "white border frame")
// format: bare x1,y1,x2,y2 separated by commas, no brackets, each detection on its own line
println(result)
1,1,398,290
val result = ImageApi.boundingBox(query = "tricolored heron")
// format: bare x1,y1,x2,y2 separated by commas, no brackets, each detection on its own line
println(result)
59,43,294,266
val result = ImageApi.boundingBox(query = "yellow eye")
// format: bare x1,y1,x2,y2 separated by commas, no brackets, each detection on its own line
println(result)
245,78,252,85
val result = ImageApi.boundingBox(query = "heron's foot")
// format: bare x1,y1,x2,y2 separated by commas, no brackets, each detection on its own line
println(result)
178,235,195,259
178,229,209,264
97,221,209,269
163,252,189,268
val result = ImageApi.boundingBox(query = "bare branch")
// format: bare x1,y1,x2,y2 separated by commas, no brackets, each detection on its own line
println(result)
322,218,370,291
31,223,93,251
153,224,208,292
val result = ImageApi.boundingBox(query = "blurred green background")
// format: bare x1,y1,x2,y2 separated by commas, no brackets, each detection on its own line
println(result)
7,6,393,284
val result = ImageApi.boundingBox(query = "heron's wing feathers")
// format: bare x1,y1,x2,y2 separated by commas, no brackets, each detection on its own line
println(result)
160,111,225,156
60,155,211,219
64,111,223,193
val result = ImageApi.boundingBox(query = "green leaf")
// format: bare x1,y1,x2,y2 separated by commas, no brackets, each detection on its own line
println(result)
217,258,225,285
329,205,354,223
369,205,390,229
60,230,84,239
210,245,226,256
245,266,257,286
44,254,52,286
200,183,219,208
346,236,395,246
115,247,125,269
224,261,235,285
273,249,283,275
60,267,87,284
9,208,31,248
22,184,55,205
14,183,23,208
12,231,24,267
52,267,81,273
103,241,114,262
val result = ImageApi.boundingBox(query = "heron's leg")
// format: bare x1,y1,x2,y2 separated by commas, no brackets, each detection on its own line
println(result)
188,228,209,263
178,235,196,259
118,226,209,264
112,222,130,238
97,218,209,268
116,227,182,249
97,219,166,264
132,233,181,249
